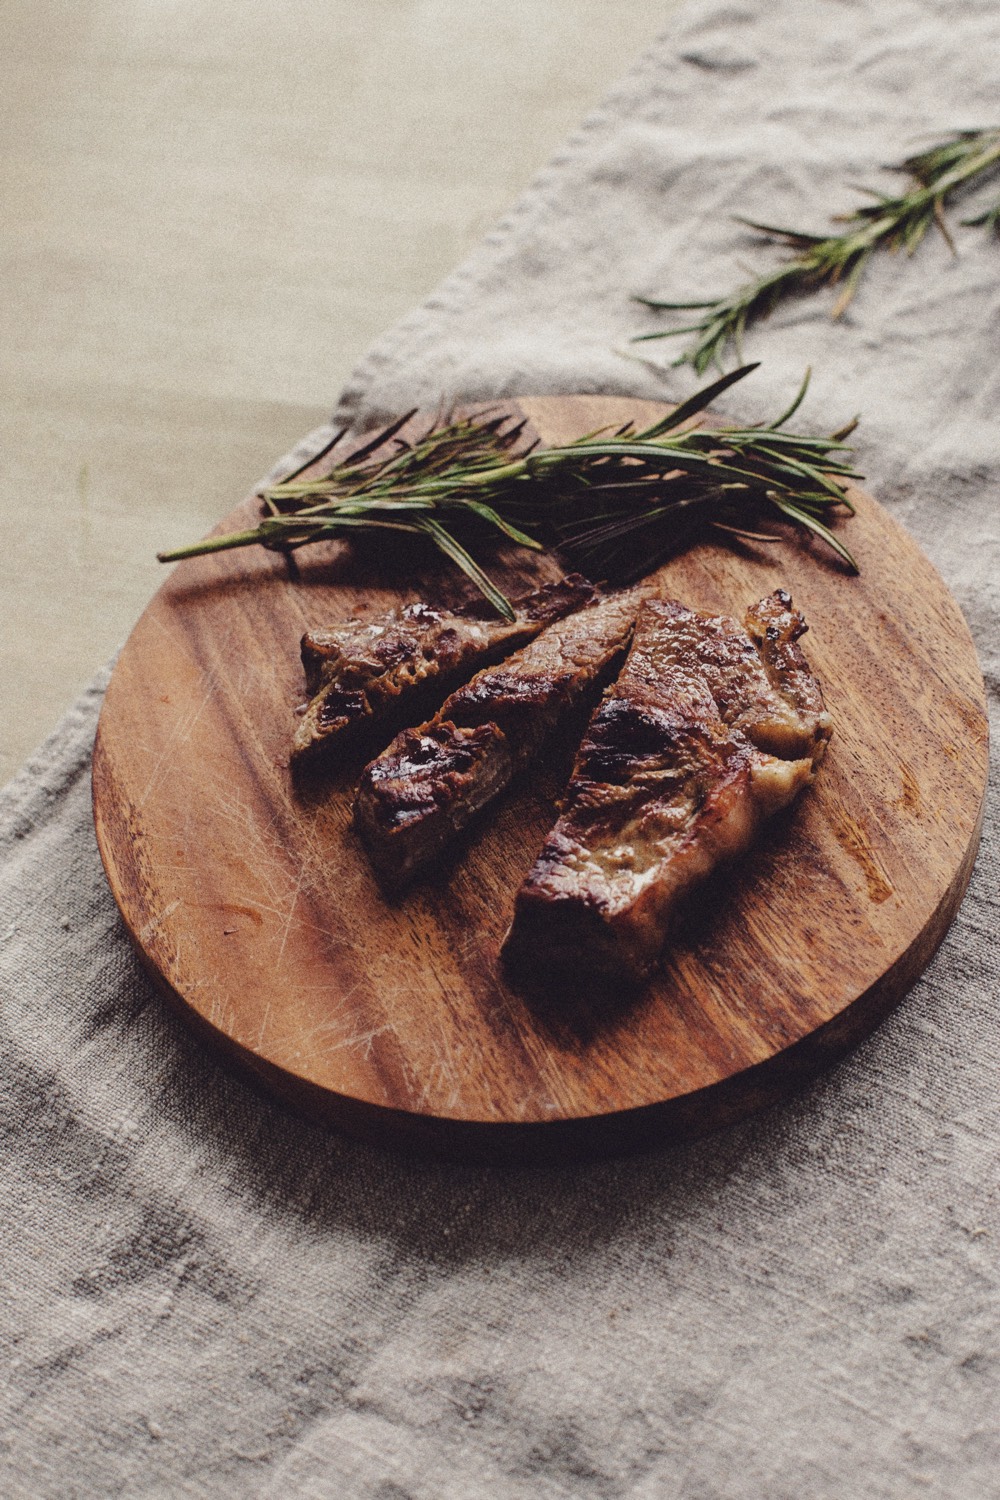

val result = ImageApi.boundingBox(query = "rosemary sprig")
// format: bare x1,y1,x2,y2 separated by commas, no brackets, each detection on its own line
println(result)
158,364,860,620
635,127,1000,373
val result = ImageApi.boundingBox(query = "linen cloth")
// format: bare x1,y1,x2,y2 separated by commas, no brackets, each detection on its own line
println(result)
3,0,999,1493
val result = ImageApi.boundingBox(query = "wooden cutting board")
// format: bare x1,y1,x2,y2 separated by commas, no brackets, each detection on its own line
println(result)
92,396,989,1160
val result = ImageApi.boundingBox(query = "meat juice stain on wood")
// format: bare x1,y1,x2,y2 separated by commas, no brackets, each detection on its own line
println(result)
91,396,989,1161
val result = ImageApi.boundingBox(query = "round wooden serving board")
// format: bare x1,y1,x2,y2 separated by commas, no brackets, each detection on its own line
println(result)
93,396,989,1160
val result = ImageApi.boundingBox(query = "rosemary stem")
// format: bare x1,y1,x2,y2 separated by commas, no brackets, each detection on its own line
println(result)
158,369,860,610
157,528,268,562
635,127,1000,370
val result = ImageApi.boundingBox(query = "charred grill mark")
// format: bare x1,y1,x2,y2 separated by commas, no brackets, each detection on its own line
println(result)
372,636,418,669
291,575,596,768
364,724,505,820
316,687,368,730
574,701,688,784
445,670,562,733
356,722,513,888
353,588,646,890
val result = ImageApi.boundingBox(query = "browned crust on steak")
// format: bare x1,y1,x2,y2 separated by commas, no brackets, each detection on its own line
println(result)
353,586,648,889
353,720,513,888
743,588,831,758
291,574,596,766
502,592,831,989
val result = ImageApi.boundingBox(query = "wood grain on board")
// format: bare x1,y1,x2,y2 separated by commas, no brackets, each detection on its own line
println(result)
92,396,989,1159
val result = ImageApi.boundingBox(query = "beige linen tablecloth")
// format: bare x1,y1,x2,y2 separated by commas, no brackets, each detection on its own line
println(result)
2,1,997,1494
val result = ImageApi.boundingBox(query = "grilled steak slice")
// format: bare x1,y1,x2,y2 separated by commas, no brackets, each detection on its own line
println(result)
502,592,831,989
292,574,596,766
644,590,831,761
354,587,647,889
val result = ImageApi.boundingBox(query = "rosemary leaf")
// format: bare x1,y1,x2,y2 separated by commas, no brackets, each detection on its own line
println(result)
636,127,1000,371
419,518,518,622
158,365,860,614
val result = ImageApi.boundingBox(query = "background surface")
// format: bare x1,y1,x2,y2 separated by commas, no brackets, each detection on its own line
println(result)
0,0,674,787
2,1,998,1494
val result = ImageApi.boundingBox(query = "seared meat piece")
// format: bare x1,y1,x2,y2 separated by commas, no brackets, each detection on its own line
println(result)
354,587,647,889
647,591,831,760
292,574,596,766
502,591,831,989
742,591,831,757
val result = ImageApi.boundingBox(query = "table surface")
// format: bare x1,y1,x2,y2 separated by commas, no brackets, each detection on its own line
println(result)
0,0,674,789
3,3,997,1492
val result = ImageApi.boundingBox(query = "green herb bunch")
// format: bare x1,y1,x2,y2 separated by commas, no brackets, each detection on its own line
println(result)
159,365,859,620
635,127,1000,373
